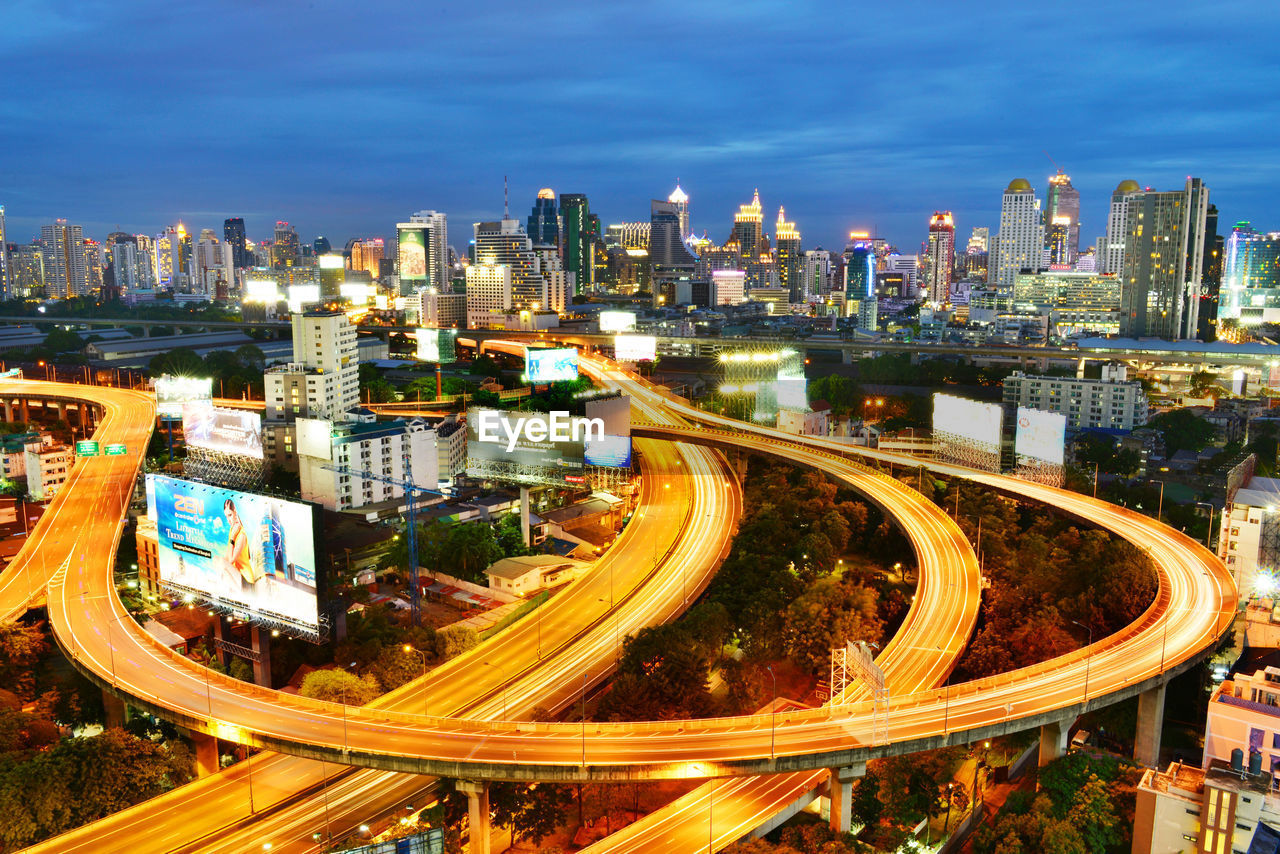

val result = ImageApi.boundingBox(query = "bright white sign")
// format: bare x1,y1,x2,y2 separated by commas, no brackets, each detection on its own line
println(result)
614,334,657,362
932,394,1003,452
599,311,637,333
1014,406,1067,465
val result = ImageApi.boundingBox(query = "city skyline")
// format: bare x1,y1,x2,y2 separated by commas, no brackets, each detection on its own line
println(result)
4,1,1278,250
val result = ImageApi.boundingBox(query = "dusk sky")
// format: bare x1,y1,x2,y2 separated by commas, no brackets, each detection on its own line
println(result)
4,0,1278,253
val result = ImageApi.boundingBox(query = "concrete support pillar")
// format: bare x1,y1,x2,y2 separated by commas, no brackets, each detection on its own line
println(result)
250,625,272,688
3,400,11,422
103,690,127,729
19,399,28,422
57,402,67,422
1134,682,1168,768
519,486,532,548
841,348,854,365
1039,719,1071,768
456,779,491,854
191,731,220,777
78,404,88,430
734,450,748,483
827,762,866,833
1076,357,1088,378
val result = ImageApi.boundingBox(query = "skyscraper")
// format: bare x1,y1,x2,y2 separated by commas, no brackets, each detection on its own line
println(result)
313,236,331,256
349,238,385,280
965,227,990,282
559,194,594,293
1103,180,1141,275
272,222,300,268
992,179,1043,290
223,217,248,268
1197,204,1222,340
732,190,764,260
0,206,8,299
527,189,559,249
774,207,803,301
1119,177,1210,340
668,183,690,237
1044,171,1081,262
1220,223,1280,326
926,212,955,303
40,220,87,298
649,200,697,275
407,210,449,293
473,218,547,311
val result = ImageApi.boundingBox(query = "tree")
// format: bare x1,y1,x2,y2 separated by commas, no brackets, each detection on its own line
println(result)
149,347,205,377
1147,408,1217,456
491,782,573,844
43,327,83,353
781,577,883,677
442,522,504,582
435,625,478,660
0,623,49,700
298,669,380,705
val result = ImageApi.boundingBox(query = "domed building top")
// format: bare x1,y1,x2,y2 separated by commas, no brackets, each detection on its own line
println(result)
536,188,555,200
1006,178,1033,193
1115,179,1140,194
668,183,689,204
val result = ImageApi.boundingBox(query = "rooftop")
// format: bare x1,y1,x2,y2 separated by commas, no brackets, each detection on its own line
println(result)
485,554,584,580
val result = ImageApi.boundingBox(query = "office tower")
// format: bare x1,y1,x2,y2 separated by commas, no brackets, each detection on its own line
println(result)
1197,204,1222,340
1219,223,1280,326
465,264,513,327
650,199,697,276
406,210,449,293
536,249,572,314
1103,180,1141,275
605,223,651,251
886,254,920,294
559,194,594,293
10,243,44,296
968,226,989,253
473,218,555,312
313,236,331,256
0,206,7,299
223,217,247,268
265,310,360,422
83,240,104,293
803,249,834,297
668,183,690,236
965,227,990,282
110,238,141,291
527,189,559,249
154,225,186,288
40,220,87,298
193,236,234,295
774,207,803,301
732,190,765,260
349,238,385,280
1046,217,1071,266
992,179,1043,290
1119,177,1210,340
925,212,955,303
1044,170,1081,262
272,222,300,268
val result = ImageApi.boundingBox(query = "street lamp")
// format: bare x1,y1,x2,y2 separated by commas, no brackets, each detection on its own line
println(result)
482,661,508,720
1070,619,1093,705
402,645,427,715
1195,501,1216,550
765,664,777,761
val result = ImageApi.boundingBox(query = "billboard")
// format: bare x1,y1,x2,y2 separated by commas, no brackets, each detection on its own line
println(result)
243,279,281,304
584,394,632,468
466,408,588,485
584,435,632,467
614,334,657,362
286,284,320,313
398,226,427,286
1014,406,1067,466
599,311,638,333
156,375,213,419
525,348,579,383
145,475,321,638
182,403,264,459
416,328,457,364
932,394,1003,452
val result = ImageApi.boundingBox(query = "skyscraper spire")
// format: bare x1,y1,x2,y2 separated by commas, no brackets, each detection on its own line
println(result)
503,175,509,219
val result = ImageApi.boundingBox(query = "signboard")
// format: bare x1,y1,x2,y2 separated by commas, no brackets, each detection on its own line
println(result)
614,334,657,362
1014,406,1067,466
398,226,428,286
145,475,322,638
243,279,281,305
416,328,457,364
155,375,213,419
286,284,321,313
105,443,127,456
182,403,264,459
525,348,579,384
584,435,632,468
75,440,99,457
931,394,1003,453
599,310,638,333
584,395,632,468
466,408,589,485
0,368,22,379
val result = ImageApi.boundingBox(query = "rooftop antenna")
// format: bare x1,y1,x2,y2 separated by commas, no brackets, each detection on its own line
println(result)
503,175,509,219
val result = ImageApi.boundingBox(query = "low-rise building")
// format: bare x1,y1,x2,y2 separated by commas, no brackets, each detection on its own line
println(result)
483,555,586,597
24,438,71,501
1219,473,1280,594
1001,363,1148,431
1133,760,1280,854
136,514,161,598
297,417,444,512
1204,666,1280,773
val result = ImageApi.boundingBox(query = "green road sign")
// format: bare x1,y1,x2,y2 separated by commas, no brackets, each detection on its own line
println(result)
75,440,99,457
104,443,127,456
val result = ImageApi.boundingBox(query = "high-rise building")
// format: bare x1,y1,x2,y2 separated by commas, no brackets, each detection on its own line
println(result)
407,210,449,292
10,242,44,296
559,194,594,293
605,223,650,251
925,212,955,303
965,226,990,282
265,310,360,422
472,218,561,313
1044,170,1081,262
349,238,385,280
1046,217,1071,266
668,183,690,237
1119,177,1210,340
844,241,875,303
313,236,331,256
465,264,513,327
109,238,141,291
732,190,764,260
992,179,1043,290
803,249,834,297
1219,223,1280,326
271,222,300,268
192,236,234,295
1103,180,1141,275
527,189,559,249
83,240,104,294
1198,204,1222,341
774,207,803,301
40,220,87,298
649,199,697,277
223,217,247,268
154,225,187,288
0,206,8,299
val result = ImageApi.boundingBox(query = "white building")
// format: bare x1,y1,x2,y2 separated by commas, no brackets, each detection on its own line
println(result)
885,254,919,295
1001,363,1148,431
711,269,745,305
1103,179,1142,275
407,210,449,293
264,310,360,422
408,290,467,328
465,264,513,327
192,236,234,295
1134,760,1280,854
297,417,442,513
1219,473,1280,593
992,179,1044,290
1204,666,1280,773
24,438,71,501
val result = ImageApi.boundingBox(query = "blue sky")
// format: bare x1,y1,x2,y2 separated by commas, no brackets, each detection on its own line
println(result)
3,0,1278,253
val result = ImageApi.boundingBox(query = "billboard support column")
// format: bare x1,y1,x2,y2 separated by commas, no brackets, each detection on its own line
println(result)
103,690,127,729
520,486,532,548
192,731,220,777
250,625,272,688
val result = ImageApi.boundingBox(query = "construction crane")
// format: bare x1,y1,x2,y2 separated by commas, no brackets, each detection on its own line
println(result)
322,442,447,625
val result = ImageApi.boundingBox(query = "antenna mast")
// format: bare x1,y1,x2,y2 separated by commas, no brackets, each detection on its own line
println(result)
504,175,509,218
